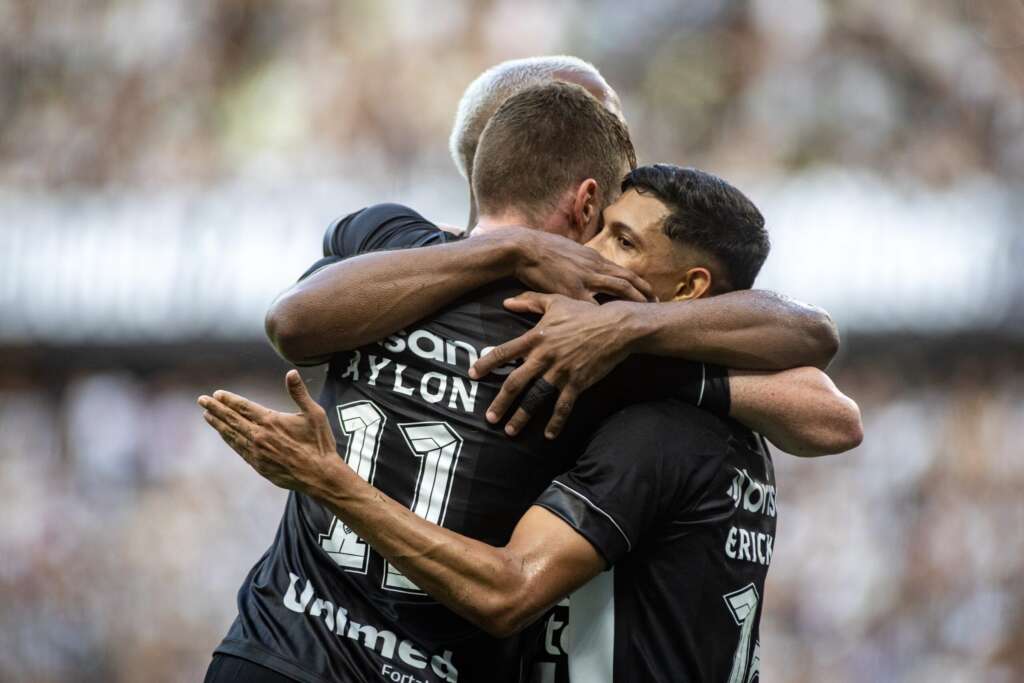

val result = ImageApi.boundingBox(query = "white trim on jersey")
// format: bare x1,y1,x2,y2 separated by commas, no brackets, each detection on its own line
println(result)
550,480,632,552
697,362,707,407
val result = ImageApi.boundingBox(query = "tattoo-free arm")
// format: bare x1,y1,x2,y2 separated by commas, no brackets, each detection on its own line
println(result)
265,229,653,365
472,291,842,439
626,290,839,371
729,366,863,457
307,467,604,638
198,371,604,638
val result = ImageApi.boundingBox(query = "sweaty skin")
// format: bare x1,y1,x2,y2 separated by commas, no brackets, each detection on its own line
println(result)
198,368,860,638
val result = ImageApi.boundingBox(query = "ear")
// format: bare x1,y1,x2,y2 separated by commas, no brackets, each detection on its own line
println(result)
569,179,600,240
672,267,713,301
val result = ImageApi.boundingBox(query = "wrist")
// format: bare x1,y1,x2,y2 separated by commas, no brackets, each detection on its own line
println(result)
612,302,657,354
477,228,525,278
300,456,359,503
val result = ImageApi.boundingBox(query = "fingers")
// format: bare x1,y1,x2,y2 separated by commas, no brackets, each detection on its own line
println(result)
201,404,250,453
588,274,648,304
210,389,269,422
544,386,578,440
470,331,537,380
485,358,546,425
618,268,656,302
199,395,254,435
503,292,550,315
503,407,533,437
285,370,319,415
597,260,656,302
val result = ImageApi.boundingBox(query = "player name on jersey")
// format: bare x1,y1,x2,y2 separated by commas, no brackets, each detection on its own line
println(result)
337,327,514,416
725,467,776,567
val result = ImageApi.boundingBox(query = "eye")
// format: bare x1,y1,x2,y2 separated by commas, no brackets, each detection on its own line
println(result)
617,235,634,250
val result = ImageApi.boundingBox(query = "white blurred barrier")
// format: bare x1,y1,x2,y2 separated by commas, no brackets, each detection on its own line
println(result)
0,168,1019,343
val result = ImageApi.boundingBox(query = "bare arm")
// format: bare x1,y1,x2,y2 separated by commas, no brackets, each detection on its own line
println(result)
729,367,863,457
198,372,601,637
625,290,839,371
266,229,653,365
470,292,841,438
310,478,599,638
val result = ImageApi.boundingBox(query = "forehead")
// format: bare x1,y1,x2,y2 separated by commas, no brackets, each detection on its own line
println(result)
606,189,671,234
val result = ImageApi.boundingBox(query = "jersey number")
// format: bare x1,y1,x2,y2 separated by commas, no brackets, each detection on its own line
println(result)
318,400,463,595
723,584,760,683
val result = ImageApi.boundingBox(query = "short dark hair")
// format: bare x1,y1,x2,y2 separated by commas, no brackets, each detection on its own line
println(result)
622,164,770,291
473,82,636,223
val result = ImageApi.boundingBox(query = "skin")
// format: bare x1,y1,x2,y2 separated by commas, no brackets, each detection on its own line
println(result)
199,360,861,638
267,184,841,431
209,64,860,650
464,69,625,228
587,188,711,302
471,189,841,438
199,184,863,642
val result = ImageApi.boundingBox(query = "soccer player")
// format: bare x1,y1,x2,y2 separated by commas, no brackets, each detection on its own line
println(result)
200,164,855,681
200,84,859,683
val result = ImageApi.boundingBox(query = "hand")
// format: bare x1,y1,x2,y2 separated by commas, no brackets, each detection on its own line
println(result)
197,370,341,493
511,229,655,304
470,292,643,439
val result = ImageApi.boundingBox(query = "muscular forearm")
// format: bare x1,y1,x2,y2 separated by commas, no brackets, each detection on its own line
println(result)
625,290,839,370
266,234,518,363
728,367,863,457
305,460,534,637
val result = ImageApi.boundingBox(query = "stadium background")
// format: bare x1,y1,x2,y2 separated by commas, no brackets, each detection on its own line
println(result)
1,1,1022,681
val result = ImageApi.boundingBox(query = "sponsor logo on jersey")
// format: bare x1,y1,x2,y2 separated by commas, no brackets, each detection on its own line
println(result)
283,572,458,682
724,468,776,567
335,327,517,415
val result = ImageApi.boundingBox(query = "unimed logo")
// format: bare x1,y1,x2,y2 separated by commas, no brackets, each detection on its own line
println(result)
283,572,458,682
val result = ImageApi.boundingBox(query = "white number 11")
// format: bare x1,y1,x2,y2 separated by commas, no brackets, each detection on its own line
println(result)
317,401,464,595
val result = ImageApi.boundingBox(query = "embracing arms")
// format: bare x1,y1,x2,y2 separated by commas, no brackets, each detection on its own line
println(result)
470,293,846,444
198,373,607,638
265,226,653,365
728,367,862,457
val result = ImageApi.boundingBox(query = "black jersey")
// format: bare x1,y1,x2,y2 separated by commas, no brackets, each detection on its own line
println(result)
533,401,777,683
216,204,712,683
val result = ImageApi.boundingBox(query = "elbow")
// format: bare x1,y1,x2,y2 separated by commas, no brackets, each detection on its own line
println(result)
805,395,863,457
832,396,864,453
474,591,535,639
464,575,541,639
265,296,319,364
804,307,840,370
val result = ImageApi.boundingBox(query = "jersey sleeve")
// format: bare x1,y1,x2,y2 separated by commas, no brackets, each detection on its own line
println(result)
296,203,453,283
535,401,727,566
322,202,451,258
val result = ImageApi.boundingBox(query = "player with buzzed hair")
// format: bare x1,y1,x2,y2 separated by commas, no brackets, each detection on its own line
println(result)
449,55,625,228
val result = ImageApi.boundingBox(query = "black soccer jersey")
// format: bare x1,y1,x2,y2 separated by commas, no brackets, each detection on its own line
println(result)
534,401,777,683
216,205,713,683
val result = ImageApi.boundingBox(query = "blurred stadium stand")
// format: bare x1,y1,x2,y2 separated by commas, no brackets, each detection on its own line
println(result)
1,0,1022,681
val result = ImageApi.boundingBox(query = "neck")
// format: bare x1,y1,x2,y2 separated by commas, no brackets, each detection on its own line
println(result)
471,209,538,237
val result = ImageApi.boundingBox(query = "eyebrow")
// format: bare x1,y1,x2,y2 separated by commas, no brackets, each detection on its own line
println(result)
610,220,644,246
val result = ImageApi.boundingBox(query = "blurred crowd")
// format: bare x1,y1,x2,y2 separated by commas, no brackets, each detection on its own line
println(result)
2,0,1023,190
0,351,1021,682
1,0,1022,681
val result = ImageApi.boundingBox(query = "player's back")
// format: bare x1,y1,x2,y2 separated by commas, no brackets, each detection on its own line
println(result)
219,278,572,683
532,401,777,682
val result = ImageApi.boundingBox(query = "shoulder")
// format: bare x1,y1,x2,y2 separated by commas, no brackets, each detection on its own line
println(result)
591,399,733,458
323,203,453,257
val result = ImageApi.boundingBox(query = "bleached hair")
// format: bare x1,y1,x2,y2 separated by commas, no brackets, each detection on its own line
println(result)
449,55,612,180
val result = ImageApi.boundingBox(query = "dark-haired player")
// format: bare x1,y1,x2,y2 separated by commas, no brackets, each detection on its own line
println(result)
200,81,858,683
201,164,860,682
